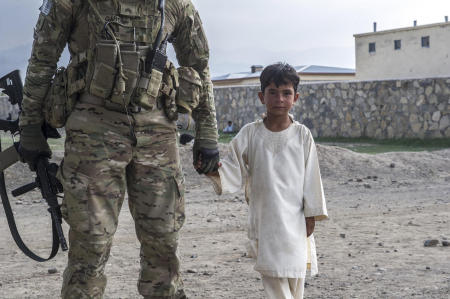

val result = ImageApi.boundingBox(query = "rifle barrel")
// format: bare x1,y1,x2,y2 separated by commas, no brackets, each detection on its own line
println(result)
49,207,68,251
12,182,37,197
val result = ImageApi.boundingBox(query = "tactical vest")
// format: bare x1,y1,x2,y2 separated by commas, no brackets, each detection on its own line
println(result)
86,0,177,111
45,0,202,128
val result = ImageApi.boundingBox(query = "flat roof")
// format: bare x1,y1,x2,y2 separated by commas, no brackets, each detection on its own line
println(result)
354,21,450,38
212,65,355,81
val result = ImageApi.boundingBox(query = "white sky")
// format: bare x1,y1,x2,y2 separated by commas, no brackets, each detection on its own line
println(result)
1,0,449,76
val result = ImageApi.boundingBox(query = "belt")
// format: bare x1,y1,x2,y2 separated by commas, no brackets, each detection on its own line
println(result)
79,93,145,114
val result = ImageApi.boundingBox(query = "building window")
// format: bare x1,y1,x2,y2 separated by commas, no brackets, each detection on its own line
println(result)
369,42,376,53
421,36,430,48
394,40,401,50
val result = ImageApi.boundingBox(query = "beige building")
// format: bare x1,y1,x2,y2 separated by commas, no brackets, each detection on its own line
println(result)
354,19,450,80
212,65,355,87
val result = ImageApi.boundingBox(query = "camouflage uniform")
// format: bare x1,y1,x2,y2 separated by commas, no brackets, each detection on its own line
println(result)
20,0,218,298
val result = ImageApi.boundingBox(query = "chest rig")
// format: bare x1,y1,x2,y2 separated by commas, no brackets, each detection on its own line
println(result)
83,0,178,116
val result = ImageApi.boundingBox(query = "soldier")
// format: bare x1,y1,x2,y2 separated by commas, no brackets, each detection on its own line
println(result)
18,0,219,298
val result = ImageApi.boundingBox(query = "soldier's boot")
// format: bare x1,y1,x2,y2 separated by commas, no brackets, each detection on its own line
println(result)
61,230,113,299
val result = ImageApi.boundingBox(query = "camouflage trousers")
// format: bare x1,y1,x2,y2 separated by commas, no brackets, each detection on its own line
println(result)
58,103,186,298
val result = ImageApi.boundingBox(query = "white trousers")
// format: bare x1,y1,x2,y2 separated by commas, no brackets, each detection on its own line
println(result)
262,276,305,299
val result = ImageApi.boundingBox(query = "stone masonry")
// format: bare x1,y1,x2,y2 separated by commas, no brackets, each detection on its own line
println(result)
213,77,450,139
1,77,449,139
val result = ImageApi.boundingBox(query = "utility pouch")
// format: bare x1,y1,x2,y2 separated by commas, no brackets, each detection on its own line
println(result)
138,49,167,110
162,61,179,121
89,41,118,99
66,53,87,98
135,49,166,110
110,44,140,106
176,67,202,114
135,69,163,110
44,67,71,128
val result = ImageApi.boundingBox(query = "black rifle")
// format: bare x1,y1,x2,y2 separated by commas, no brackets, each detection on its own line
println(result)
0,69,67,262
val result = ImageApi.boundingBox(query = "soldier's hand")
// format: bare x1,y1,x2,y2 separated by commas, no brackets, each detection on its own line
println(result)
306,217,315,237
193,139,219,174
18,124,51,171
195,157,221,177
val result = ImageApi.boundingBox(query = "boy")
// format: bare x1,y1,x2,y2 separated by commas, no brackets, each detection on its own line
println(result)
201,63,328,299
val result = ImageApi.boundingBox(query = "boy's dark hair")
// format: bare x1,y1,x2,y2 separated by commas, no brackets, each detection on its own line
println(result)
260,63,300,93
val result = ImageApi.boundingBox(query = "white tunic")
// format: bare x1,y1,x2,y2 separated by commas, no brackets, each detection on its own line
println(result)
214,119,328,278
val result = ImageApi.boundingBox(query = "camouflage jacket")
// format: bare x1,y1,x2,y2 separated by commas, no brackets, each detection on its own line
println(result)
20,0,218,141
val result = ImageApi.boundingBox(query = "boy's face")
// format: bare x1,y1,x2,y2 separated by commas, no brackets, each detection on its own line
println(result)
258,82,299,117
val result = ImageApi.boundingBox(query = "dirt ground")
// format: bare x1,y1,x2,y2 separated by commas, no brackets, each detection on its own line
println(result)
0,143,449,299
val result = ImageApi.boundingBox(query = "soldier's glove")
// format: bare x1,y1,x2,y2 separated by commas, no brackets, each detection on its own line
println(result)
193,139,219,174
18,124,51,171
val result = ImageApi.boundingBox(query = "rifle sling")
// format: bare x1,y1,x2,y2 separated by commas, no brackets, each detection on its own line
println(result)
0,145,60,262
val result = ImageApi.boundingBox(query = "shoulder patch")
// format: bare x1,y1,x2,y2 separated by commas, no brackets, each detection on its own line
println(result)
40,0,53,16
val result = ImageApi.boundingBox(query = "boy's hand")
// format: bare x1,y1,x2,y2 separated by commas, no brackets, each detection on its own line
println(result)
206,170,220,178
306,217,315,237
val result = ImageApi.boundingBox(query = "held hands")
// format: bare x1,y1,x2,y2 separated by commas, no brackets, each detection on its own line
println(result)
194,158,221,177
192,139,220,175
306,217,315,237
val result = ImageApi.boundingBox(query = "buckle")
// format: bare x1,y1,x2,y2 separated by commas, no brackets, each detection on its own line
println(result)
128,105,141,113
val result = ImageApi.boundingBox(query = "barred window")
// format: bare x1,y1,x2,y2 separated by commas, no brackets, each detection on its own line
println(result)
369,42,376,53
394,40,401,50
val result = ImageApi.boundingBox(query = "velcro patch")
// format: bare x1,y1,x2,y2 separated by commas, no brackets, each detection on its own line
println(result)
40,0,53,16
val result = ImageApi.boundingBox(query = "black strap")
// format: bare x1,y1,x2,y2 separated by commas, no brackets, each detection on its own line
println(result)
145,0,167,73
0,143,59,262
154,0,166,51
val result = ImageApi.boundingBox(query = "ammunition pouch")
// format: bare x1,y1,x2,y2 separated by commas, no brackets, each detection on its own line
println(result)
175,67,202,114
67,51,87,97
44,50,87,128
88,41,118,99
43,69,73,128
161,61,179,121
135,68,164,111
110,43,140,107
134,59,178,120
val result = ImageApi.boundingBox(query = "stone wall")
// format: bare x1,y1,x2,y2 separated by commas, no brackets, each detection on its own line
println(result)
213,77,450,139
1,78,449,139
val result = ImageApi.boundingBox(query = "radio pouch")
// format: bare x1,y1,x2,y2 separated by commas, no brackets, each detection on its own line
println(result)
44,67,74,128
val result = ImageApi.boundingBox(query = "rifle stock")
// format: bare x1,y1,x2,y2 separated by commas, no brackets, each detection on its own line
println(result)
0,70,23,107
0,144,20,171
0,119,19,135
